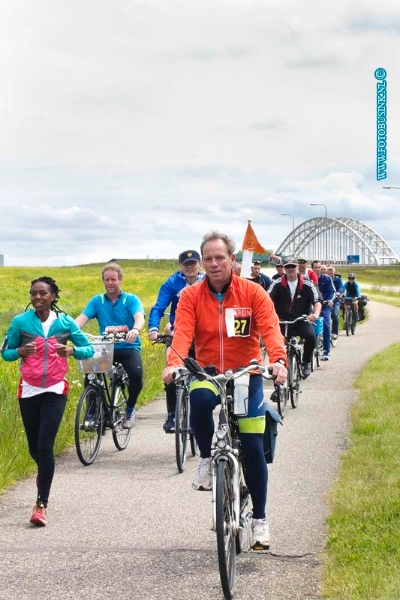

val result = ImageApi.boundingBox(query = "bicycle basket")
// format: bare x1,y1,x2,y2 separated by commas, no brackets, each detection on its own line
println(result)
77,341,114,374
313,317,323,336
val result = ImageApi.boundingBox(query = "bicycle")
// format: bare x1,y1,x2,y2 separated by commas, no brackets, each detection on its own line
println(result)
311,316,324,371
74,332,132,466
279,315,308,410
179,356,275,600
152,334,198,473
330,301,340,348
343,297,357,336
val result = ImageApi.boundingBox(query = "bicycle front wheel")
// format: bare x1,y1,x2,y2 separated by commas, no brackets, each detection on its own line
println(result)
289,354,301,409
315,335,322,368
112,382,132,451
216,459,236,600
277,383,288,418
75,386,103,466
175,387,189,473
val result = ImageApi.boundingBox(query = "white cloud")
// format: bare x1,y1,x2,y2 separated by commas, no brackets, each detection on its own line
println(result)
0,0,399,265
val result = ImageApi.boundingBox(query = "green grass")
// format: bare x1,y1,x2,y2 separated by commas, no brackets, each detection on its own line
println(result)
364,290,400,309
1,261,400,599
337,265,400,286
322,343,400,599
0,260,175,494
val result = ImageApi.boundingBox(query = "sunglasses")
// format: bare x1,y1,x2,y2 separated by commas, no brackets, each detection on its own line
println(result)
298,260,307,264
284,264,297,269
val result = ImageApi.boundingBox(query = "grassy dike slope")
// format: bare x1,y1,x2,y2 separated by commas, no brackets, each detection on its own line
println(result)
0,260,175,492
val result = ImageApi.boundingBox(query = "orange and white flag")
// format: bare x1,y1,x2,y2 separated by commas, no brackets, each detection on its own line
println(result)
241,220,265,254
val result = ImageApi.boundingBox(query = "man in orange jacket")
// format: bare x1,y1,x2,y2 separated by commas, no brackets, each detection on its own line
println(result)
162,231,287,551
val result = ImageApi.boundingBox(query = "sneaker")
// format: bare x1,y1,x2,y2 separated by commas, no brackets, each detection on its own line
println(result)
163,412,175,433
192,457,212,491
269,389,278,402
331,334,338,340
122,409,136,429
30,503,47,527
322,353,330,361
301,362,311,378
251,518,270,550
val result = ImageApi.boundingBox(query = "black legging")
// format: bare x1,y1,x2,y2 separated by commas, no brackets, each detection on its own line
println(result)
113,347,143,409
281,320,316,364
19,392,67,506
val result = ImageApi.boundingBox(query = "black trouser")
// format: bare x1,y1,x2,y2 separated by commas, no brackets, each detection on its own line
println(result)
164,343,195,414
19,392,67,506
281,320,316,364
113,347,143,409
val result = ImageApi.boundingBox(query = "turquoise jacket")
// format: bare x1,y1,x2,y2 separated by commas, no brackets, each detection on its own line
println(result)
2,310,94,388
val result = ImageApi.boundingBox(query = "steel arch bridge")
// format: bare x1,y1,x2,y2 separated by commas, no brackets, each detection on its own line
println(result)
275,217,399,265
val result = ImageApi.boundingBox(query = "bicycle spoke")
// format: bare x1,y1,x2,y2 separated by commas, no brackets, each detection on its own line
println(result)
216,460,236,600
175,387,189,472
75,386,103,466
112,382,132,450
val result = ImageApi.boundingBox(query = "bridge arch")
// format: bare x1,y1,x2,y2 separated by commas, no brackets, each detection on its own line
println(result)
275,217,398,265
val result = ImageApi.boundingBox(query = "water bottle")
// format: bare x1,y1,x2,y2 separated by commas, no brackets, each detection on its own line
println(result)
234,373,249,416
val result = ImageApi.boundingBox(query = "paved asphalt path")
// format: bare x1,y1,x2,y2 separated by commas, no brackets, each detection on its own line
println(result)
1,301,400,600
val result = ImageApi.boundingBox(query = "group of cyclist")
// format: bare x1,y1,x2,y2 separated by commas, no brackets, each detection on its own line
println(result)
267,255,363,378
1,233,363,554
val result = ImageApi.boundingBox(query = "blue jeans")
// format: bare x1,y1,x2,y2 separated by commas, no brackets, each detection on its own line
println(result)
321,305,332,353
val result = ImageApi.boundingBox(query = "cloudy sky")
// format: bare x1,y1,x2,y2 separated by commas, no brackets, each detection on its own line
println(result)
1,0,400,266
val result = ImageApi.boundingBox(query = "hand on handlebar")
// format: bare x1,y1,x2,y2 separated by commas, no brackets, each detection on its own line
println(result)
162,366,177,385
269,362,287,385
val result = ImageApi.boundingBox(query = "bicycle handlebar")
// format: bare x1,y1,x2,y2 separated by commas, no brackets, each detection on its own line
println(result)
278,315,309,325
85,332,127,343
176,356,274,387
152,334,174,346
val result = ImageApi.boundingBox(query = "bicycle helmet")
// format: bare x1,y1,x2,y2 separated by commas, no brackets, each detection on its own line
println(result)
348,273,356,279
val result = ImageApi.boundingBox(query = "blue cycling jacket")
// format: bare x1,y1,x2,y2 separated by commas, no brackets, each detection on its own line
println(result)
148,271,205,332
332,275,344,303
317,274,336,302
343,281,361,298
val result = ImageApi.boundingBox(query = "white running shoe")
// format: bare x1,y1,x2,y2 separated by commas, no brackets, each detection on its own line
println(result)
192,457,212,491
251,518,270,550
122,410,136,429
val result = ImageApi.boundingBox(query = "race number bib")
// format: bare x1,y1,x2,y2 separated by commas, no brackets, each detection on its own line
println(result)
225,308,252,338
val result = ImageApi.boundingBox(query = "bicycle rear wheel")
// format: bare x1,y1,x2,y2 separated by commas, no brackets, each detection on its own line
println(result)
345,310,351,336
190,432,199,457
175,387,189,473
112,382,132,450
351,311,357,335
289,354,301,409
216,459,236,600
75,386,103,466
235,472,251,555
